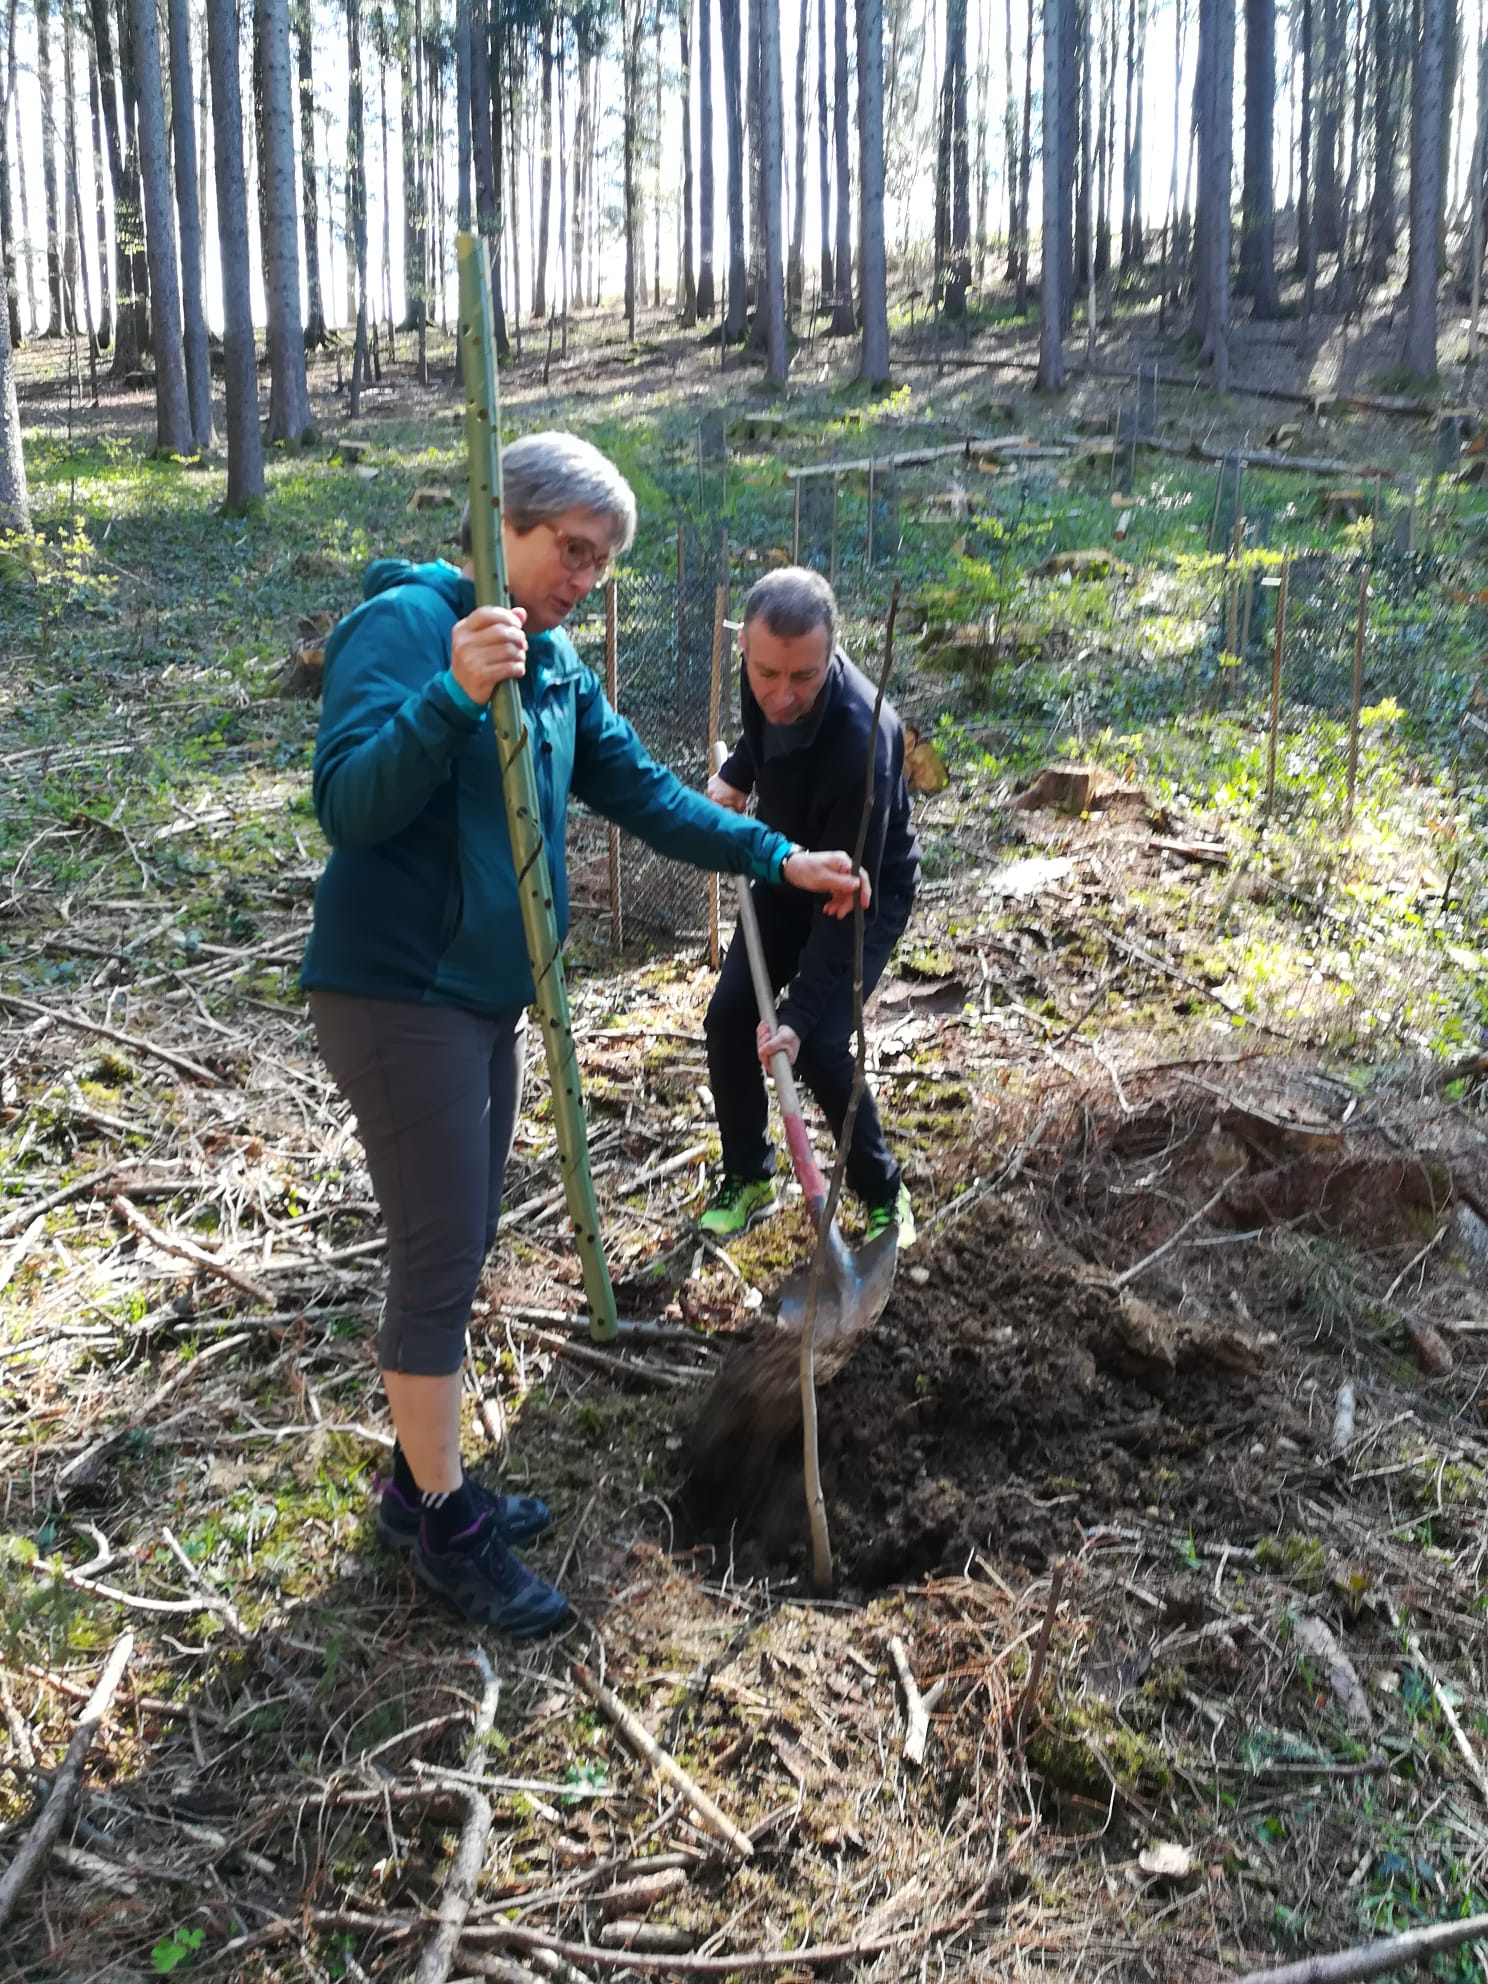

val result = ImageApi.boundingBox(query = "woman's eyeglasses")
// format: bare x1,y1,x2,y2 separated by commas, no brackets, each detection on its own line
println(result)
543,523,612,580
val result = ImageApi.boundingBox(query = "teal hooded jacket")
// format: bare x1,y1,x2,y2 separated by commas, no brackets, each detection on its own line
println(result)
301,560,791,1013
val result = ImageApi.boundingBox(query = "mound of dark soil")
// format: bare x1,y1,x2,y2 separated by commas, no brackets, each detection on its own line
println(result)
686,1201,1306,1588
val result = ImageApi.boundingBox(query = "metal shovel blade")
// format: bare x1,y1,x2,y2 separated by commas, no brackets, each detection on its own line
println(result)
776,1223,900,1377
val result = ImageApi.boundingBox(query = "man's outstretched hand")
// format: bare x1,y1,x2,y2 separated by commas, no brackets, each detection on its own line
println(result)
783,849,871,919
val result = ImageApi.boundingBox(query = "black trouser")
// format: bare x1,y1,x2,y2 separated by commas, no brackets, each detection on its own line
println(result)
309,991,527,1376
704,885,912,1208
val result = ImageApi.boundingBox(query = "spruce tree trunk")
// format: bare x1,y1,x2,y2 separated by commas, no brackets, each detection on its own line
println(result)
117,0,151,359
0,269,27,529
88,38,112,349
787,0,808,314
698,0,716,312
398,1,421,329
856,0,888,380
1404,0,1447,377
13,53,38,337
720,0,748,336
1016,0,1033,304
760,0,788,375
455,0,471,231
829,0,853,330
747,0,763,313
622,0,642,339
62,3,80,336
169,0,214,445
1094,0,1110,280
295,0,327,346
256,0,314,442
944,0,970,312
468,0,506,353
205,0,264,506
1120,0,1136,265
652,5,662,308
1,0,19,348
1006,0,1020,282
1295,0,1313,273
349,0,370,413
37,0,62,333
1038,0,1066,385
1191,0,1232,383
1313,0,1342,253
534,10,552,317
129,0,192,450
1367,0,1399,281
1058,0,1076,331
681,0,698,322
1239,0,1281,310
90,0,139,371
817,0,832,302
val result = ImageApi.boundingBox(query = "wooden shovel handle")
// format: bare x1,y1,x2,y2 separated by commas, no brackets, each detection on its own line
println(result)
712,742,827,1218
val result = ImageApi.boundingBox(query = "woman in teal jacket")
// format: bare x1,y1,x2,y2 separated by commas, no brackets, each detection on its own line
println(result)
302,432,865,1636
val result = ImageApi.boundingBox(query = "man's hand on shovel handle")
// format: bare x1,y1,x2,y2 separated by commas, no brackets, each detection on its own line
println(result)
757,1020,801,1068
783,849,871,919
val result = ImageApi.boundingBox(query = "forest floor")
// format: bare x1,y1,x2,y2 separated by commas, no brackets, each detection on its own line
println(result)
4,282,1488,1982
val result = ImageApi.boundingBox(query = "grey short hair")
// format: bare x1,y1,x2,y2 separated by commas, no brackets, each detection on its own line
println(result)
460,430,638,555
742,566,839,652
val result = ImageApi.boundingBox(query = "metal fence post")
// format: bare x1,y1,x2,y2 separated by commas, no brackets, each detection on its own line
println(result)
605,577,623,951
1344,565,1371,830
1266,555,1290,818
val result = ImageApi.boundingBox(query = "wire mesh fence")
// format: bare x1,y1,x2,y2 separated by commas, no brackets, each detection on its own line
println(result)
563,422,1488,960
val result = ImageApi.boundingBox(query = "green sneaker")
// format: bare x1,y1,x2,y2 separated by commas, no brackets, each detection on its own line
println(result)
699,1174,778,1237
866,1183,916,1250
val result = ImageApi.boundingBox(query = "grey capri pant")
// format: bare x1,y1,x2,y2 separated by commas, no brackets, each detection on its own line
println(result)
309,991,527,1376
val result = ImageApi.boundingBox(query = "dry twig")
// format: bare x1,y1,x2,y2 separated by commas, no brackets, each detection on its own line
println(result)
571,1662,753,1860
413,1648,502,1984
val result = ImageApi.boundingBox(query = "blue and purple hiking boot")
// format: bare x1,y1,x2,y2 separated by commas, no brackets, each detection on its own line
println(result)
376,1476,554,1554
412,1514,572,1637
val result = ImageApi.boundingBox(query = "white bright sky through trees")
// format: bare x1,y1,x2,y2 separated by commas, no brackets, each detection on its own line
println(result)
4,0,1486,342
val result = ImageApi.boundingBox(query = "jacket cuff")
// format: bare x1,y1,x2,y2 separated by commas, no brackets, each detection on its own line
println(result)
764,834,796,885
435,669,488,722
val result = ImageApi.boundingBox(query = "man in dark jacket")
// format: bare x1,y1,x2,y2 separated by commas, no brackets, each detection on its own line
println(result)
701,567,921,1245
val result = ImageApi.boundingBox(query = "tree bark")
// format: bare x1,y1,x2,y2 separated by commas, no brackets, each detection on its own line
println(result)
948,0,971,312
205,0,265,506
61,1,80,336
117,0,151,359
468,0,506,354
88,36,111,349
168,0,213,446
1094,0,1111,280
1404,0,1447,377
1,0,19,348
1038,0,1066,385
0,243,27,528
622,0,643,339
698,0,716,312
816,0,832,302
1313,0,1343,253
37,0,62,333
829,0,852,330
856,0,888,380
256,0,314,442
681,0,698,321
349,0,370,413
1239,0,1281,310
720,0,748,336
653,3,663,308
787,0,808,314
455,0,471,233
129,0,192,449
90,0,139,372
1295,0,1313,273
294,0,327,346
534,9,553,317
759,0,788,373
1367,0,1400,281
1191,0,1233,383
747,0,763,313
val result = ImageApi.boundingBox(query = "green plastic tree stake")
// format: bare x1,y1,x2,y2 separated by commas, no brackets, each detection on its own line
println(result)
456,232,618,1343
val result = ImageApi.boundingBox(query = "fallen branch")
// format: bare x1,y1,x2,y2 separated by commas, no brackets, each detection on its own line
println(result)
0,990,220,1085
110,1194,274,1307
413,1648,501,1984
0,1631,134,1929
887,1638,947,1769
1113,1167,1245,1291
1405,1630,1488,1811
1012,1563,1066,1750
571,1662,753,1861
1228,1910,1488,1983
0,1165,120,1240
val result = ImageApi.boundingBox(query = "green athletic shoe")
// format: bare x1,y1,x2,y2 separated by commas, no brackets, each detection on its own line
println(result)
866,1183,916,1250
699,1174,778,1237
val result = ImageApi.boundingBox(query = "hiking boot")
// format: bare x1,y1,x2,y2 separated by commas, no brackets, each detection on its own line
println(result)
376,1476,553,1554
866,1183,916,1250
699,1174,778,1238
411,1515,572,1638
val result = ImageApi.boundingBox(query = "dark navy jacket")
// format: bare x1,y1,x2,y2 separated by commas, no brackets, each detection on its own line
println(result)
302,560,792,1013
718,648,920,1040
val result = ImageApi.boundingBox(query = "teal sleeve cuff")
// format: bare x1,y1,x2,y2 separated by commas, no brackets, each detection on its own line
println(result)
440,668,488,719
768,838,797,885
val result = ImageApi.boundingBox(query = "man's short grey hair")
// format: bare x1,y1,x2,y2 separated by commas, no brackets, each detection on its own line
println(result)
460,431,637,555
741,566,839,651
